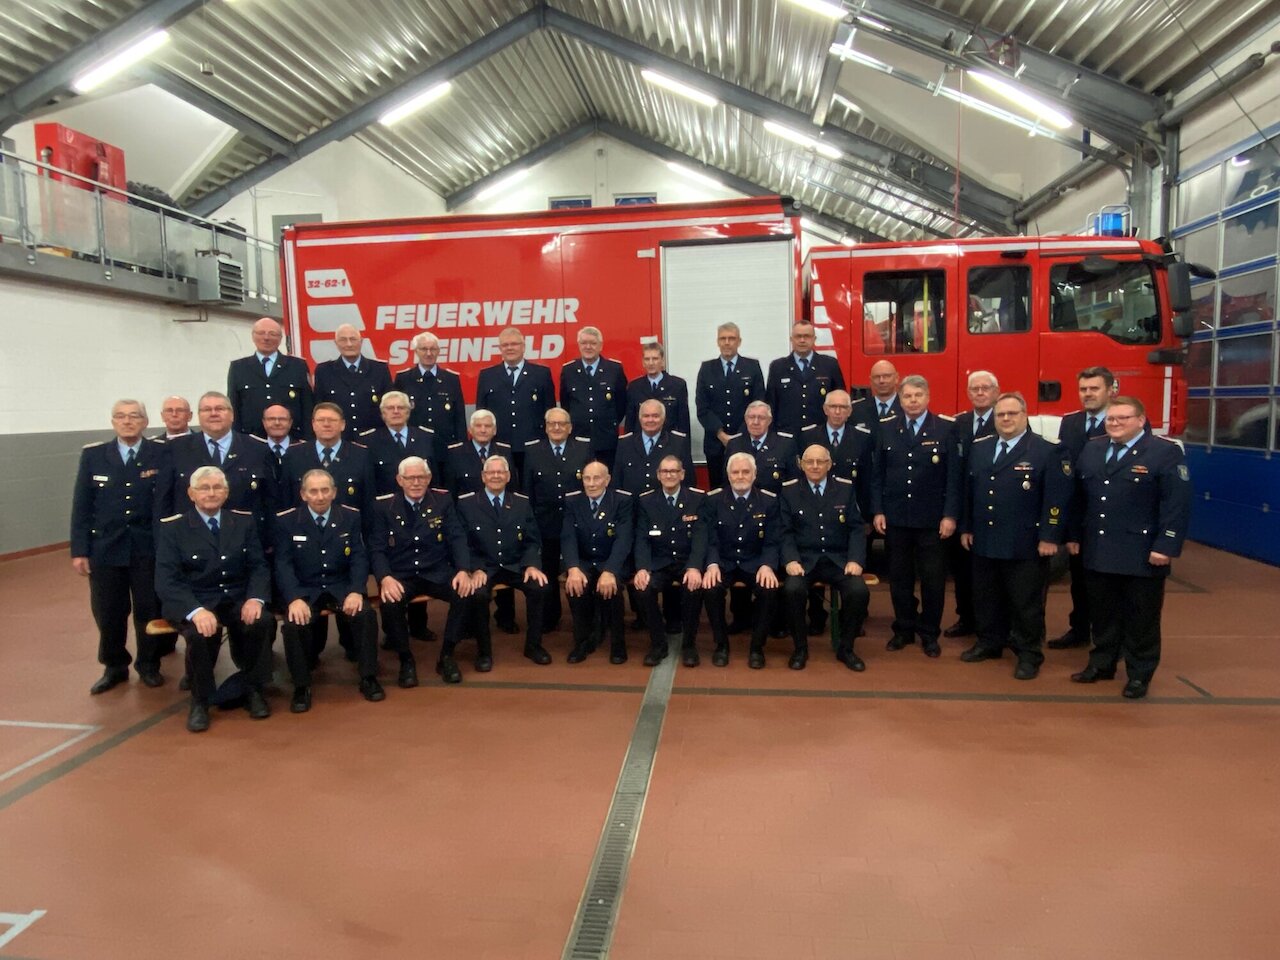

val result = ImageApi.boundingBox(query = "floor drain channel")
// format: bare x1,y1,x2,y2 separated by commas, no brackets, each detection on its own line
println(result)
561,651,677,959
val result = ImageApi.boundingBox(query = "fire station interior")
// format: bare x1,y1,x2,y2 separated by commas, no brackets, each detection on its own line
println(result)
1,2,1279,958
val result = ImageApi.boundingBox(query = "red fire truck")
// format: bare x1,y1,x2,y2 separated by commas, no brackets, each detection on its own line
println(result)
283,197,1195,444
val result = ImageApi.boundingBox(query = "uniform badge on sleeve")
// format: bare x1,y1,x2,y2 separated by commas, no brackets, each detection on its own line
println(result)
1177,465,1189,481
1062,462,1072,476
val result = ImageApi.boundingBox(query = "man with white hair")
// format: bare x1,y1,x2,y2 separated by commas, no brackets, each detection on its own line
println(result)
393,332,467,447
945,370,1000,640
155,396,196,441
559,325,628,469
362,391,437,495
443,409,517,499
227,316,312,439
313,323,392,440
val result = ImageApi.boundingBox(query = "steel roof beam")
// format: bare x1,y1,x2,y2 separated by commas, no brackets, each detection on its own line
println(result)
0,0,207,132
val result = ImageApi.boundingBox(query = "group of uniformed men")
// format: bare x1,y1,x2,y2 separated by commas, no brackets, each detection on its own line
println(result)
71,315,1192,733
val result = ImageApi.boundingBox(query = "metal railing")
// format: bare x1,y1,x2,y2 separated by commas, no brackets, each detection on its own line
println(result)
0,149,278,302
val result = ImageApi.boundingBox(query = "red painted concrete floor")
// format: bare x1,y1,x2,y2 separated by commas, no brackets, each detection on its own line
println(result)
0,543,1277,959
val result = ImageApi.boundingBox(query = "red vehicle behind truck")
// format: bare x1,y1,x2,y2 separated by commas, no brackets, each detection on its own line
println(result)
283,197,1196,446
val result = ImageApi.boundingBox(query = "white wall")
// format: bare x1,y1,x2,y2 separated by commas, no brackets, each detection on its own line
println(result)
0,277,259,434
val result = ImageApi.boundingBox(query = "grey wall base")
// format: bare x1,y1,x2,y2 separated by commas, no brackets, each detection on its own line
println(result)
0,430,111,556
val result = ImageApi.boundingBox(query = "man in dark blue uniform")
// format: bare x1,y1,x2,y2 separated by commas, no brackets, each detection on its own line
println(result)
273,469,385,712
475,326,555,478
393,332,466,448
522,408,591,631
959,392,1073,679
280,403,377,526
871,375,962,658
723,401,800,495
634,455,707,667
155,466,273,733
155,395,196,441
625,341,690,435
703,452,781,668
71,399,167,693
854,360,902,430
945,371,1000,640
457,457,552,669
613,399,696,497
312,323,393,440
695,322,766,487
1068,397,1191,699
780,445,871,671
369,457,477,686
562,462,634,664
443,409,518,500
559,326,627,469
361,391,437,495
765,321,846,436
227,317,312,439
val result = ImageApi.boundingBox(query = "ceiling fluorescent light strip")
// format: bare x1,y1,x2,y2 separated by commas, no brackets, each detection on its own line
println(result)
72,30,170,92
786,0,847,20
641,70,719,107
378,81,453,126
967,71,1072,130
763,120,843,160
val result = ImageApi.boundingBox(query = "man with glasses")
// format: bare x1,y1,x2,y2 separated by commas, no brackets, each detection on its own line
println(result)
394,332,466,447
1067,397,1190,699
563,462,634,664
443,409,517,500
362,391,437,496
157,466,273,732
313,323,393,440
695,322,765,487
280,403,376,525
154,395,197,441
228,317,312,440
613,399,695,498
476,326,556,479
559,326,628,469
72,400,167,693
625,341,690,435
945,371,1000,641
724,401,799,495
766,321,846,436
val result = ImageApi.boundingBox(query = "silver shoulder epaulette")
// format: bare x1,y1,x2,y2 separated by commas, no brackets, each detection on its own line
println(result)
359,428,376,436
276,507,296,516
834,476,853,485
160,513,182,522
448,442,464,449
457,491,476,500
760,489,777,497
782,478,800,486
375,493,395,500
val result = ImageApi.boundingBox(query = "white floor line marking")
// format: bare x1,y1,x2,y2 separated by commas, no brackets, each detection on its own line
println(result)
0,727,101,784
0,910,47,949
0,720,98,731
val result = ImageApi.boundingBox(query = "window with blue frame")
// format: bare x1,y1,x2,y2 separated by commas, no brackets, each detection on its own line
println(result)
1174,129,1280,452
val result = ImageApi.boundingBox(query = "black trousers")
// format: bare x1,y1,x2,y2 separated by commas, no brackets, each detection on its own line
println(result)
89,557,160,673
475,569,550,655
1085,571,1165,682
383,576,469,660
705,452,726,491
282,594,378,686
783,559,870,655
972,554,1050,666
885,525,948,642
706,567,777,652
568,568,626,656
180,599,273,705
637,565,702,654
1064,550,1093,642
540,535,564,630
947,534,975,626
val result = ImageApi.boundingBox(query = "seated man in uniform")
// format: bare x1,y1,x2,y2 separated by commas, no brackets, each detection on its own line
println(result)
155,466,273,733
563,461,634,664
273,468,385,712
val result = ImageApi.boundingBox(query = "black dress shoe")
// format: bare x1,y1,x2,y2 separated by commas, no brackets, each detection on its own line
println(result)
885,634,913,652
474,655,494,673
682,649,701,667
1071,665,1116,683
643,648,667,667
435,657,462,684
943,620,975,638
187,702,210,733
524,645,552,665
90,668,129,695
748,650,765,669
566,646,589,664
178,674,191,692
788,650,808,670
494,620,520,635
1014,662,1040,681
609,650,628,665
290,686,312,713
1048,629,1088,650
960,644,1003,663
138,670,165,688
837,649,866,672
1122,679,1150,699
246,689,271,720
399,657,420,688
359,677,386,702
712,646,729,667
921,639,942,658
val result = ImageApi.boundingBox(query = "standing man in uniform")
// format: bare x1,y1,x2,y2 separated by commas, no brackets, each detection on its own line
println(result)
855,360,902,429
280,403,376,524
522,407,591,631
259,404,294,509
155,396,196,441
625,341,690,435
312,323,392,440
724,401,800,494
228,317,312,440
765,321,846,436
634,455,706,667
613,399,696,497
559,326,627,469
155,466,273,733
959,393,1072,679
871,375,961,658
71,399,167,692
702,453,781,668
394,332,466,448
562,462,634,664
273,469,385,712
1068,397,1190,699
945,371,999,640
696,322,765,487
780,445,871,671
362,391,437,495
443,409,518,499
475,326,555,479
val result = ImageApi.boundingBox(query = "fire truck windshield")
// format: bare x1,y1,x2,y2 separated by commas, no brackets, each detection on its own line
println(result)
1049,260,1163,345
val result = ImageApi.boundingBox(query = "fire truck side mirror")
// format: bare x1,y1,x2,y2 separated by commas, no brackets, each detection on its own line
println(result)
1166,262,1192,314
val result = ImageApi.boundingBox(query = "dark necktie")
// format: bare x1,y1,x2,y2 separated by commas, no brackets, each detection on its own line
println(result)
975,415,986,435
812,483,821,496
911,419,921,436
125,447,136,466
831,429,841,447
753,438,763,452
797,357,808,374
478,445,488,461
209,439,220,464
508,365,519,384
585,364,595,379
348,362,358,373
651,379,661,395
994,440,1009,466
261,355,271,375
1107,443,1120,464
725,361,734,377
645,436,654,455
554,445,563,460
879,402,889,417
492,495,502,514
316,514,326,530
1088,415,1098,433
737,496,747,507
667,495,676,508
395,432,405,448
590,498,600,513
321,446,333,467
273,443,284,459
207,516,219,536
